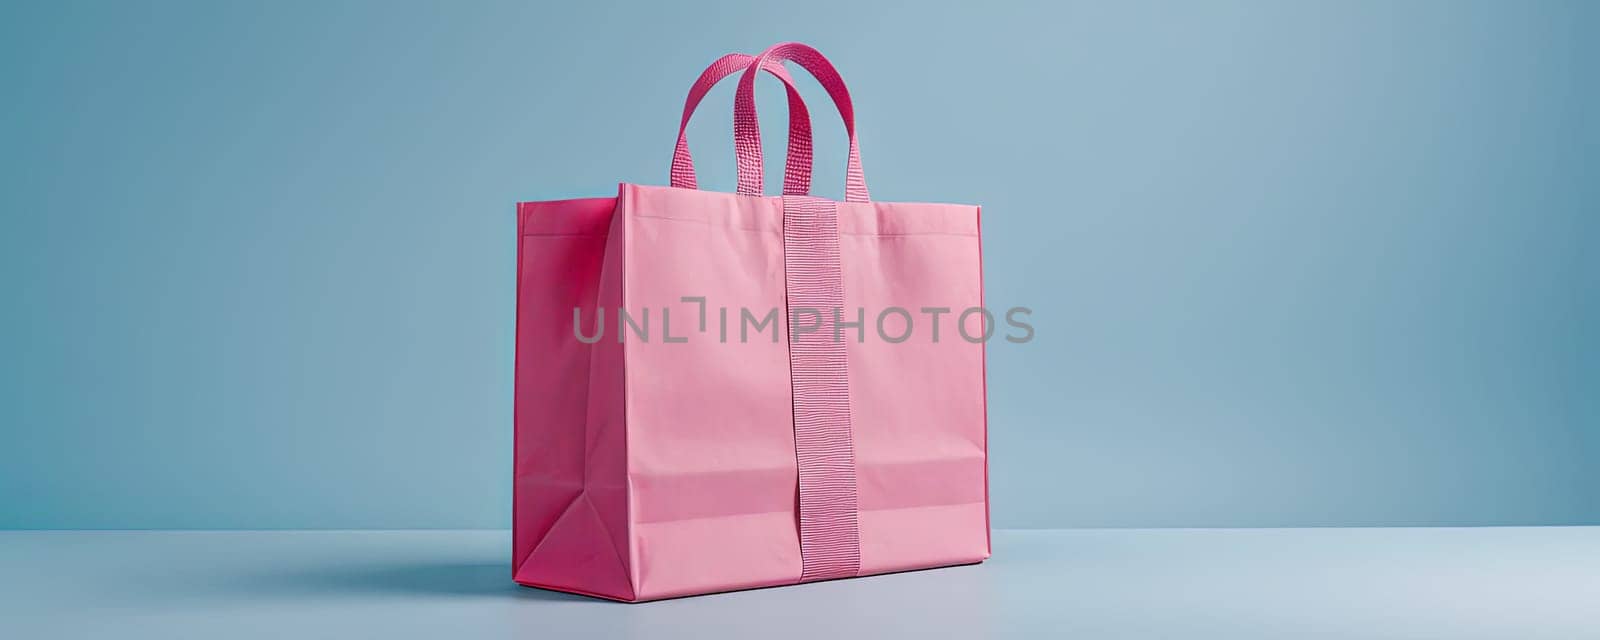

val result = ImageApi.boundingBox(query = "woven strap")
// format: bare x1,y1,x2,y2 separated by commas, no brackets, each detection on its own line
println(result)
670,53,814,196
735,43,869,202
782,195,861,582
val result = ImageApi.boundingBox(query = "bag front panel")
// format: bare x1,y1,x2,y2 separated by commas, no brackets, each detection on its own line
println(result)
621,184,801,599
838,199,990,575
619,184,988,599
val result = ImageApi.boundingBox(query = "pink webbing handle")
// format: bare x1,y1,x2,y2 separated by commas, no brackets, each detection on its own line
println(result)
671,53,814,196
734,43,869,202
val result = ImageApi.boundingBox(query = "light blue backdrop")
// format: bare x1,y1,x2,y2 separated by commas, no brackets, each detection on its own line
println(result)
2,0,1595,529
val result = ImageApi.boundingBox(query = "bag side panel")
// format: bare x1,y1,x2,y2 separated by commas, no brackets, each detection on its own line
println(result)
512,196,635,601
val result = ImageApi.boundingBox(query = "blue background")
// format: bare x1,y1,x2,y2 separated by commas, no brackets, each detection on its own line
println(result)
2,0,1595,530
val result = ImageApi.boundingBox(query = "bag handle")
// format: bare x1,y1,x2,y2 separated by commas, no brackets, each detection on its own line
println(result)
671,53,814,196
734,42,869,202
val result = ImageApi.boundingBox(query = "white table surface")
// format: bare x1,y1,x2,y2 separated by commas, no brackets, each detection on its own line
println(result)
3,528,1597,638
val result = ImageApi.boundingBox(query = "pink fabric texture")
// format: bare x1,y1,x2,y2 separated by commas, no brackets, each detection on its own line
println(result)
734,42,869,202
514,44,988,602
781,194,862,582
670,53,814,195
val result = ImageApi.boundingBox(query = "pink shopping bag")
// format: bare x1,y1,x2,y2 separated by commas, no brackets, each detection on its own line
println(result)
513,43,989,601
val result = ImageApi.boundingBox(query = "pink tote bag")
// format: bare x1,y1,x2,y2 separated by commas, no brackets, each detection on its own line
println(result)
513,43,989,602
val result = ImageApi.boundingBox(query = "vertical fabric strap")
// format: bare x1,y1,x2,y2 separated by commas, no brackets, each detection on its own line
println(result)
781,194,861,582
